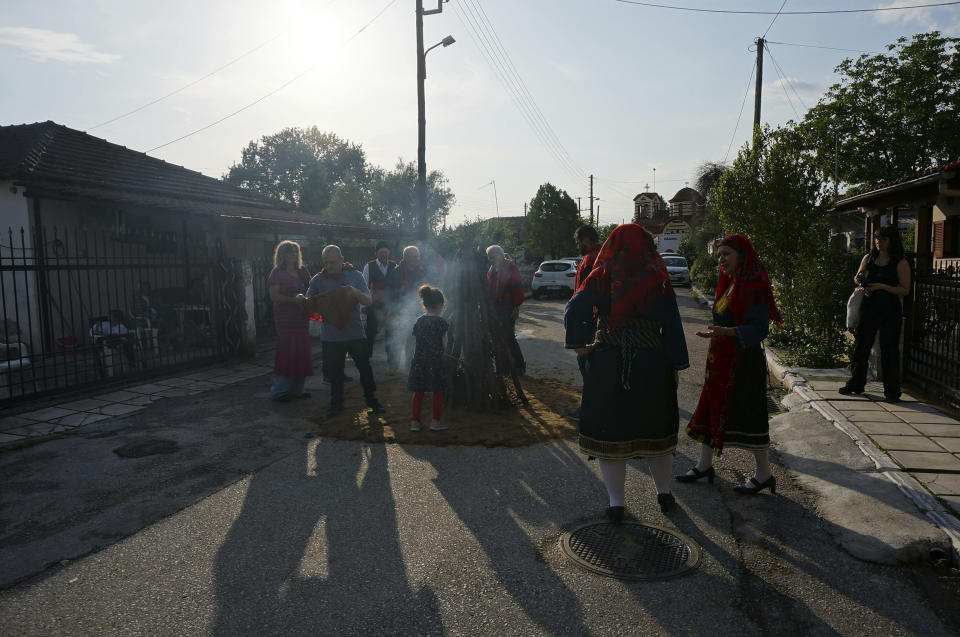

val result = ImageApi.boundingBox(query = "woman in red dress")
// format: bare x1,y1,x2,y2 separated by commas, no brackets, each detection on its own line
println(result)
679,234,782,494
268,241,313,401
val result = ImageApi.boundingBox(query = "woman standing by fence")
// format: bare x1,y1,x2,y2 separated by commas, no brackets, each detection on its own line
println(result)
840,225,911,402
268,241,313,402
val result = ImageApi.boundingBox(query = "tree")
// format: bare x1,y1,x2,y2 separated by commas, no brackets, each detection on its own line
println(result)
712,125,855,366
224,127,367,212
523,183,581,259
693,161,730,202
367,160,455,234
801,32,960,189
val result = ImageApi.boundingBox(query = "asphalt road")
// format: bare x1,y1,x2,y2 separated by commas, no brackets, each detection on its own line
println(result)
0,291,957,636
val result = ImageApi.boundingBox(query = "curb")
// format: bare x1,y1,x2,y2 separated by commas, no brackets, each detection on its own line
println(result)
765,347,960,567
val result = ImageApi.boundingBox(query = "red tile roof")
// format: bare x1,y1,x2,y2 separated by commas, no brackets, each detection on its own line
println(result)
0,121,290,216
837,158,960,201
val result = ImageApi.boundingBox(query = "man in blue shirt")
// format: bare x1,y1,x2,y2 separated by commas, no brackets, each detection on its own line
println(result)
307,245,386,418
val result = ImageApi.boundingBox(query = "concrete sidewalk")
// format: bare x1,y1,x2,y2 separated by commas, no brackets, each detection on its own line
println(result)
767,353,960,565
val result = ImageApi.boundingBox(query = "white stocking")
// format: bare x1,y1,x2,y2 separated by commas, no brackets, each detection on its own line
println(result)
696,444,714,472
753,448,771,483
647,454,673,495
598,459,626,507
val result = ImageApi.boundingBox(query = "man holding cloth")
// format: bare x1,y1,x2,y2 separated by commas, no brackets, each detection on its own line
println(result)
308,245,386,418
486,245,526,375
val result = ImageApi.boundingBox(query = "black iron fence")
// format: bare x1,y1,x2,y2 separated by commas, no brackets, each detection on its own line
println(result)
904,261,960,400
1,226,245,406
251,258,276,340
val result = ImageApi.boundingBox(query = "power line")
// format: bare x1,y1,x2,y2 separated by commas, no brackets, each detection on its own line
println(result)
765,45,801,120
458,0,581,179
145,0,398,153
469,0,586,177
614,1,960,14
762,0,788,38
452,1,584,181
595,176,687,184
765,40,880,54
85,33,284,132
765,44,809,112
724,60,756,164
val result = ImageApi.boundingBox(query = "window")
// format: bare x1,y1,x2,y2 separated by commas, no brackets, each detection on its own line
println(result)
541,262,572,272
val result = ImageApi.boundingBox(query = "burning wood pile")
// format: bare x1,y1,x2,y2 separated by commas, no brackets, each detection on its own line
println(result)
444,247,527,410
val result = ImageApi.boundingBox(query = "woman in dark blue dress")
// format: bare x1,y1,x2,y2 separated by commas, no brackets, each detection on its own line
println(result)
565,224,689,520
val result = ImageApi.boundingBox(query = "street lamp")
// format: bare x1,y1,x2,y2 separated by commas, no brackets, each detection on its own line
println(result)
416,2,455,238
417,33,455,238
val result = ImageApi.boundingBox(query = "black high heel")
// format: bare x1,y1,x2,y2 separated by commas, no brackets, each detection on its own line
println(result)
657,493,676,514
605,506,625,524
674,466,715,484
733,475,776,495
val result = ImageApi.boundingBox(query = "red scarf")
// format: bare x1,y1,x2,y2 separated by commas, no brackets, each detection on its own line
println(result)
574,243,601,290
578,224,674,329
688,234,781,451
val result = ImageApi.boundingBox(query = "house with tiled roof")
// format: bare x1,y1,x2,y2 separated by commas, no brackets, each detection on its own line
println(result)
632,191,666,220
829,158,960,402
0,121,409,405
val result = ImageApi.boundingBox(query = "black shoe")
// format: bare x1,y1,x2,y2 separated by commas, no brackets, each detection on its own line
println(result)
733,475,776,495
837,385,862,395
675,466,715,484
567,407,582,421
327,404,343,418
605,506,625,524
365,398,386,414
885,394,901,403
272,394,292,403
657,493,676,514
297,392,312,399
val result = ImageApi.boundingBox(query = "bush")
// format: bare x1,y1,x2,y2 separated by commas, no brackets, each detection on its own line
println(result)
690,253,719,291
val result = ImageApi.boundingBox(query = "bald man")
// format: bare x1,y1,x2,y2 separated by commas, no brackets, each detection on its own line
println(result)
307,245,385,417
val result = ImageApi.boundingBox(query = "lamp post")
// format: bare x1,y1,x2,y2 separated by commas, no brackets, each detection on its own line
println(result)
416,0,454,238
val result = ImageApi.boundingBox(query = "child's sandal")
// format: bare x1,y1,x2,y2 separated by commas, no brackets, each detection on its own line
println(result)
410,420,422,432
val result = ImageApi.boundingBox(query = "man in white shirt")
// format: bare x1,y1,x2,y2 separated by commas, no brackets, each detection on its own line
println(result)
361,242,398,370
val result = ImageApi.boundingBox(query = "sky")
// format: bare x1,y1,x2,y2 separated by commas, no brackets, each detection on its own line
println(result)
1,0,959,228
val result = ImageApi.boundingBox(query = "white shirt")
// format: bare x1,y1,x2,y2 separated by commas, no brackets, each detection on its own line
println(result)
362,259,390,286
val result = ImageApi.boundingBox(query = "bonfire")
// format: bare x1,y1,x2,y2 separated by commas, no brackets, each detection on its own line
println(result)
444,246,526,410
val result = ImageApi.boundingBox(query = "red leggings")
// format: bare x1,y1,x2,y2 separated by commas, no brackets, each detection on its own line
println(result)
412,391,444,421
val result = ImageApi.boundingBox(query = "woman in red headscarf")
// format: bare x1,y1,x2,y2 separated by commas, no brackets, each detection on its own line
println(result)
679,234,782,495
564,224,689,521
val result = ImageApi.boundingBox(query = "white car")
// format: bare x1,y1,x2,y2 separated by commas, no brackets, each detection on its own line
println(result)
661,254,690,286
531,260,577,298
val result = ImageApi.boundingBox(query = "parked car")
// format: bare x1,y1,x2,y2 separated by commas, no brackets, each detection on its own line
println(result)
531,260,577,298
661,254,690,286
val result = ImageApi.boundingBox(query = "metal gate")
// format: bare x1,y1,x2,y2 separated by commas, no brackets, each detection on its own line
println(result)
904,262,960,402
1,226,245,406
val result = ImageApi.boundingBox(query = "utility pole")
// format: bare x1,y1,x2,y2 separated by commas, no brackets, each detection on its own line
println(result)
834,131,840,199
753,37,765,132
524,202,527,216
416,0,447,238
589,174,594,226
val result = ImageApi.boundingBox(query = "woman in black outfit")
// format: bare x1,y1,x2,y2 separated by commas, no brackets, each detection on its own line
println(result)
840,225,911,402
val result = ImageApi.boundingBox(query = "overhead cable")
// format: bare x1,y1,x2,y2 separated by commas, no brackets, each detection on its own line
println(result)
765,40,880,54
724,60,756,164
145,0,397,153
613,1,960,14
762,1,788,38
764,44,809,112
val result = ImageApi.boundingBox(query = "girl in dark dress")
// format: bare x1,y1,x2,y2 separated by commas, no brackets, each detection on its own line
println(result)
840,225,911,402
680,234,782,494
408,285,449,432
267,241,312,402
564,224,689,519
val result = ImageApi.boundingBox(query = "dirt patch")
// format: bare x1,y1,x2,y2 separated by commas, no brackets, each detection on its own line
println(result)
307,377,582,446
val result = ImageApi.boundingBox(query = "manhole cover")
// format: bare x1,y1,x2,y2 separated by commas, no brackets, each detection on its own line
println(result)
113,439,180,458
560,521,701,580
